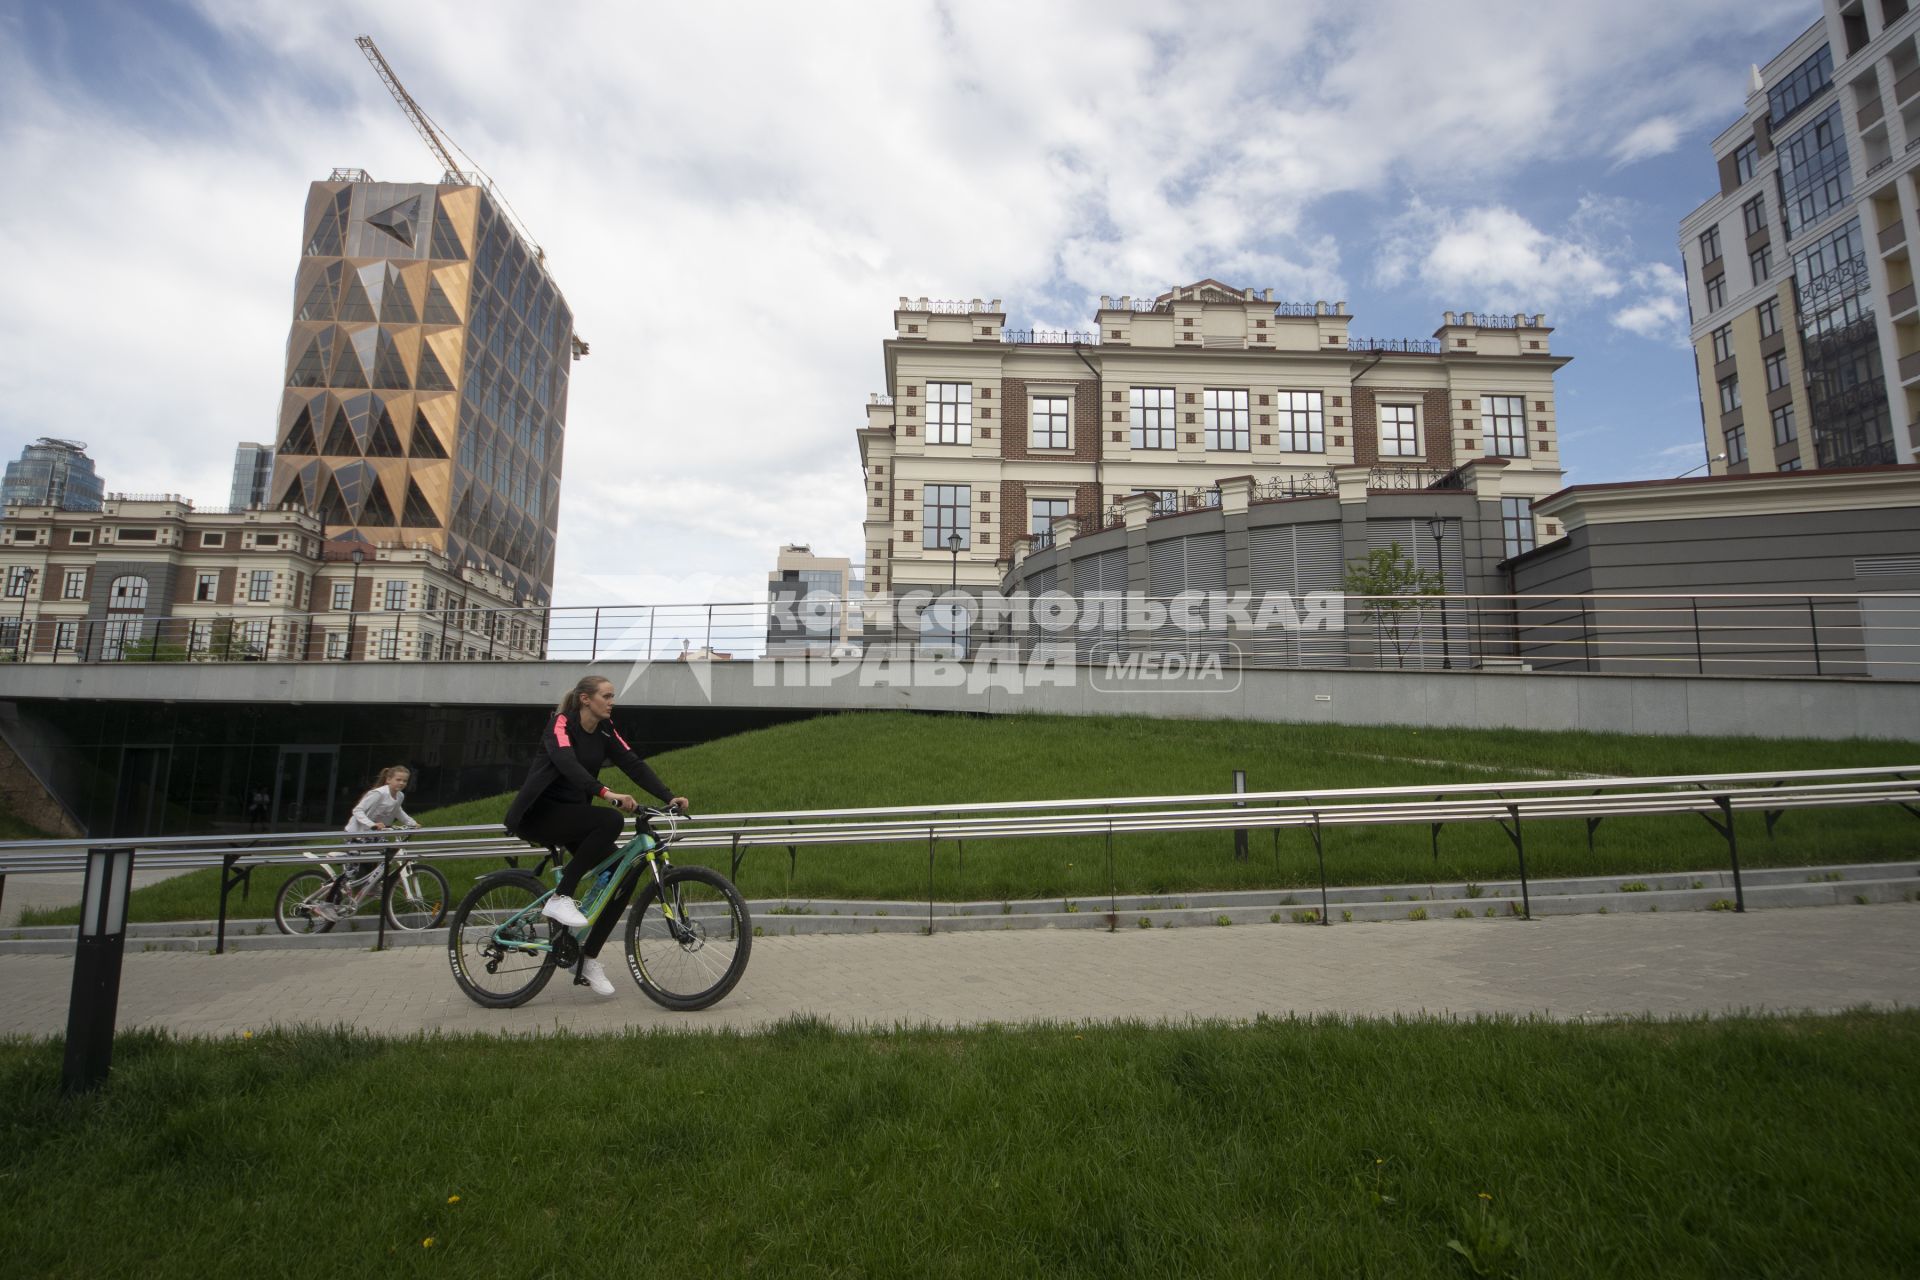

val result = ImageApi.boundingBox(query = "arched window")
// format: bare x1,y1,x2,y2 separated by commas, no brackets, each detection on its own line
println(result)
109,575,148,610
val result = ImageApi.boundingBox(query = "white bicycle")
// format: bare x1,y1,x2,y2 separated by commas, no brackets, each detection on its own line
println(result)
273,827,450,934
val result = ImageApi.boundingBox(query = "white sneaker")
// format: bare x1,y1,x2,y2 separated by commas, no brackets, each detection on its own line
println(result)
542,895,588,928
580,957,616,996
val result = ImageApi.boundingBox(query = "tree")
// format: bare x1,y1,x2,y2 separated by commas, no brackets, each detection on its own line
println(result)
1343,541,1443,668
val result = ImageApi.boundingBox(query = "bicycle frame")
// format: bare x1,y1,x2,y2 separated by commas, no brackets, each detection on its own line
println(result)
489,811,681,955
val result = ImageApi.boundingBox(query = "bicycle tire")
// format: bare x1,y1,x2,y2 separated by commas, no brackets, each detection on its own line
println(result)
383,862,452,932
447,871,558,1008
624,866,753,1011
274,868,342,936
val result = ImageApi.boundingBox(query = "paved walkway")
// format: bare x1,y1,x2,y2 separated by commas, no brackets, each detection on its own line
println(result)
1,903,1914,1038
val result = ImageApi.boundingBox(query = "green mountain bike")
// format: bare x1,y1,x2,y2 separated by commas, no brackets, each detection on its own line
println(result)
446,806,752,1011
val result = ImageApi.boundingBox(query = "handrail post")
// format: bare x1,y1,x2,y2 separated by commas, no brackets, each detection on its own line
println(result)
926,826,936,936
1717,795,1746,913
1580,598,1593,671
648,606,656,659
1312,813,1330,926
214,853,245,955
1807,597,1823,676
487,611,497,661
1691,598,1705,673
374,847,393,951
591,608,600,661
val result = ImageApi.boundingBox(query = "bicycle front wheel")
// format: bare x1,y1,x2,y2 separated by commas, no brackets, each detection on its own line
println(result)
274,868,342,935
384,862,451,932
447,871,557,1008
624,866,753,1011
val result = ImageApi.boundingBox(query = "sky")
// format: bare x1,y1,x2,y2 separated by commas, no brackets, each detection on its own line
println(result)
0,0,1822,609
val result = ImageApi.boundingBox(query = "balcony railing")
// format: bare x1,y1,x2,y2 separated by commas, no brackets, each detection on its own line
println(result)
1349,337,1443,354
1368,464,1467,491
1001,329,1099,345
1252,472,1338,501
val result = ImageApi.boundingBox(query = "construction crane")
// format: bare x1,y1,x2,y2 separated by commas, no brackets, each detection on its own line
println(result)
354,35,590,360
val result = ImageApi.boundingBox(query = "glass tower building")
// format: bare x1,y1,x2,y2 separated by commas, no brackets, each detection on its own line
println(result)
229,442,273,510
269,173,575,604
2,438,104,511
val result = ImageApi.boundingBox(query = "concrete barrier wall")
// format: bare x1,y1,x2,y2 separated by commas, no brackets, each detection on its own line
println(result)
4,658,1917,742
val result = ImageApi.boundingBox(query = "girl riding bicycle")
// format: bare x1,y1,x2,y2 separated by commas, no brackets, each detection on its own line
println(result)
503,674,688,996
343,765,418,875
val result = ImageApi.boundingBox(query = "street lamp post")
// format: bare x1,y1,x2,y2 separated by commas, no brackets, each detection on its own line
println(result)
1426,517,1452,670
344,548,365,661
15,566,35,661
946,531,964,659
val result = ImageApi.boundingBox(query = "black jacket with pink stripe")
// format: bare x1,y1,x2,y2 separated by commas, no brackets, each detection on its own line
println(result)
503,710,673,836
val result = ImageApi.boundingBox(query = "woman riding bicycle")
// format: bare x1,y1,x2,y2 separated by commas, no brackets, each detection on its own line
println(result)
342,765,418,876
503,674,688,997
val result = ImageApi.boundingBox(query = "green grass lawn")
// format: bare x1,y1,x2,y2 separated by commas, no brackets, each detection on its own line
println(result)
21,711,1920,926
2,1011,1915,1277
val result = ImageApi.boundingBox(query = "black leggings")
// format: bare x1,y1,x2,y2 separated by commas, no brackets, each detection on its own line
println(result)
515,801,629,958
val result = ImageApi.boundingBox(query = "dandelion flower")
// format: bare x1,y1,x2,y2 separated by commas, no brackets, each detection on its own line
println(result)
447,1195,460,1204
1478,1192,1492,1202
423,1238,436,1248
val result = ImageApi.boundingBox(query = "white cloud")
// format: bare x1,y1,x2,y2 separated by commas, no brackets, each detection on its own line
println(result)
0,0,1813,608
1612,263,1691,347
1611,116,1685,168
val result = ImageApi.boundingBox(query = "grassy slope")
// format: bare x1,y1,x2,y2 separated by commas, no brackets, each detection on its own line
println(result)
1,1012,1916,1277
22,711,1920,925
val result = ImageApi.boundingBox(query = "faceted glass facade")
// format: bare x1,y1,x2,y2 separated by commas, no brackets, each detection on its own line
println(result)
3,439,105,511
270,178,572,604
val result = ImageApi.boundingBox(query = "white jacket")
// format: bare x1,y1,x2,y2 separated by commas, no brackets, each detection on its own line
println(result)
346,786,415,834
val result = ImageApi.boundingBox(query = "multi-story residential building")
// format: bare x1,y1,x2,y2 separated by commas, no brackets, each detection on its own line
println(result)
765,543,862,654
267,169,581,607
0,496,540,663
858,282,1569,645
1680,1,1920,476
2,438,104,511
229,442,274,510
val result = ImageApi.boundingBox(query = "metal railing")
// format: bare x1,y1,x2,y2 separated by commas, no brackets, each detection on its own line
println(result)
1252,472,1338,500
1,766,1914,942
1367,464,1465,490
4,592,1917,678
1349,337,1443,354
1001,329,1099,345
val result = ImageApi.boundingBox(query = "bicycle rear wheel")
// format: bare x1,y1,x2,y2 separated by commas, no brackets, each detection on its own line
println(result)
624,866,753,1011
384,862,451,932
447,871,557,1008
274,868,342,935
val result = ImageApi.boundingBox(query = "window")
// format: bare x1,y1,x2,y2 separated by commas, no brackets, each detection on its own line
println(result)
1778,103,1850,239
1764,350,1790,392
109,575,147,610
1706,273,1726,310
1780,457,1803,471
1767,44,1832,128
242,620,269,655
1743,194,1767,236
1482,396,1528,458
1699,226,1722,263
0,618,18,652
1379,404,1419,456
1500,497,1535,559
1136,489,1180,516
385,580,407,611
1711,324,1734,363
53,621,77,652
1772,403,1798,446
201,531,225,548
69,529,92,546
424,584,438,612
100,618,141,660
922,485,971,550
1129,387,1175,449
62,570,85,599
248,569,273,602
1277,390,1325,451
1734,140,1758,184
926,382,972,445
115,528,157,542
1718,375,1741,414
1749,244,1772,283
1757,296,1781,338
1725,424,1748,464
378,629,400,660
332,582,351,611
1030,396,1069,449
1030,497,1070,536
325,630,347,659
1203,388,1249,451
5,566,31,597
185,620,212,654
195,572,218,602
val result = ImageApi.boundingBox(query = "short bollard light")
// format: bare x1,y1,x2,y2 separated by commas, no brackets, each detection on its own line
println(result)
62,845,136,1094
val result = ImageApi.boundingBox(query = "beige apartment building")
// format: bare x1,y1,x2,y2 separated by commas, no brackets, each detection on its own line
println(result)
858,281,1569,642
1681,0,1920,476
0,496,539,663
